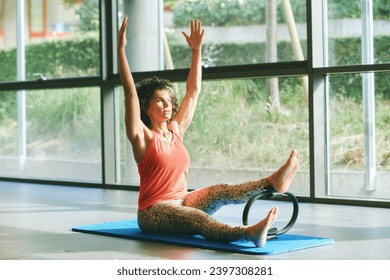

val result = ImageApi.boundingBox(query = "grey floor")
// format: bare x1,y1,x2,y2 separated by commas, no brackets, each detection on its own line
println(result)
1,181,389,260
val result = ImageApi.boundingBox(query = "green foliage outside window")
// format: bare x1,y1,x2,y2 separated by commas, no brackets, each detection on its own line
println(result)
1,0,390,170
2,33,390,169
171,0,390,27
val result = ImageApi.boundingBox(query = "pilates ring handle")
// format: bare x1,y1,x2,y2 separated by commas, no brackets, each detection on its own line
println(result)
242,186,299,237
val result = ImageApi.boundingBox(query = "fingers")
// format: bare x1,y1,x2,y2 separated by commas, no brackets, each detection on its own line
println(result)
118,15,128,50
183,19,204,37
182,31,190,41
182,19,204,49
190,19,203,35
191,19,198,33
119,15,128,33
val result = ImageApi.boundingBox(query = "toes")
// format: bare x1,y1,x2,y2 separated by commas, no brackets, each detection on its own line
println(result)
289,149,299,160
264,207,278,227
269,206,278,221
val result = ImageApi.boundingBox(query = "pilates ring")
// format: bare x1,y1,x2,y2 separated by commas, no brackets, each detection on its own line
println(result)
242,186,299,237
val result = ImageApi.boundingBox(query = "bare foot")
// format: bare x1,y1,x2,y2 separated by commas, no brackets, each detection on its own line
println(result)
267,149,299,193
245,206,278,247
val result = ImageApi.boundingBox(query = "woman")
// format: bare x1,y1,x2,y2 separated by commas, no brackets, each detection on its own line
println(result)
118,15,299,247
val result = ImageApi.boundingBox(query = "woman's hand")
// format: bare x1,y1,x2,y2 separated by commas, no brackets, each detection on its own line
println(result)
118,15,128,50
182,19,204,50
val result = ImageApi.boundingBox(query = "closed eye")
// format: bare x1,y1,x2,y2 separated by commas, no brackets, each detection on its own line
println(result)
156,97,171,104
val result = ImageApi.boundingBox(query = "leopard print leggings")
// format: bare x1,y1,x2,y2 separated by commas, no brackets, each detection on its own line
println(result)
137,178,271,243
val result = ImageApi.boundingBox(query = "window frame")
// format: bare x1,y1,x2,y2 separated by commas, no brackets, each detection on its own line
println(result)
0,0,389,208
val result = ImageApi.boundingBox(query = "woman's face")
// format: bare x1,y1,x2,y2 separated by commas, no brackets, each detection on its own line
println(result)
146,89,173,122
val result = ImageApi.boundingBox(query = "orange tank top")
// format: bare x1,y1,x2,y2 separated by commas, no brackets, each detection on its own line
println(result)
137,129,190,210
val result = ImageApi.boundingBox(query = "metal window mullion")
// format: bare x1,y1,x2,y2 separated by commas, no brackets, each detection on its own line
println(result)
308,0,328,199
100,0,118,185
17,0,27,172
361,0,376,191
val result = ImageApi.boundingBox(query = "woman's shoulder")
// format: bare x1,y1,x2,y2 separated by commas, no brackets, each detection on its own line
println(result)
168,121,183,140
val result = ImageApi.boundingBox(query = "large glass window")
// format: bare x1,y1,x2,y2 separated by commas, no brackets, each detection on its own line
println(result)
328,71,390,200
327,0,390,66
0,0,100,82
0,0,389,206
0,87,102,183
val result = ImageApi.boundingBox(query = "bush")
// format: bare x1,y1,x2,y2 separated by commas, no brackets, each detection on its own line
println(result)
172,0,306,27
328,0,390,20
0,34,99,81
0,48,17,81
172,0,390,28
329,36,390,100
2,33,390,101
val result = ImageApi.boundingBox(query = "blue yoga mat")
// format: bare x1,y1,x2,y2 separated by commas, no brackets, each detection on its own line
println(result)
72,219,334,255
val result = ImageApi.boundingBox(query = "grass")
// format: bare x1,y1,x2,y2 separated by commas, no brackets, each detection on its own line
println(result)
0,88,101,161
178,77,310,170
329,94,390,172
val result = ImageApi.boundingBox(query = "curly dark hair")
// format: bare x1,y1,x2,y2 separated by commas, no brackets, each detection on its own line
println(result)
136,76,179,128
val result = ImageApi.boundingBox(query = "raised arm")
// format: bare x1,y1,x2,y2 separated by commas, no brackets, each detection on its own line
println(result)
171,20,204,136
118,15,148,162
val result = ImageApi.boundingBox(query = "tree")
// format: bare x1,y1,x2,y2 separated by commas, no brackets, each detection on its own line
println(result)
266,0,280,111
